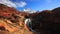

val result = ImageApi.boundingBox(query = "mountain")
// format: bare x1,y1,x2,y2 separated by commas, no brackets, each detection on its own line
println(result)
27,7,60,34
0,4,33,34
0,4,60,34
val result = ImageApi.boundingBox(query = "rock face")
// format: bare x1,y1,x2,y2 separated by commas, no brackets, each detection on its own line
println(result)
0,4,33,34
28,7,60,34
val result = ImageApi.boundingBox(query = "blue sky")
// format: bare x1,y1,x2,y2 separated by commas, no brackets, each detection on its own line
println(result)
0,0,60,11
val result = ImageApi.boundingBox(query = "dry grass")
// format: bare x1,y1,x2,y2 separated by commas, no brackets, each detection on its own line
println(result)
0,19,33,34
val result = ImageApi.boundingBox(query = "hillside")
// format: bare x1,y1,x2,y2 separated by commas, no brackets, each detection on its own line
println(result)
0,3,60,34
0,4,33,34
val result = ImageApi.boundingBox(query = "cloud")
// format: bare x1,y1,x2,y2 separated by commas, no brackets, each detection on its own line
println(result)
0,0,16,7
0,0,27,8
15,1,27,7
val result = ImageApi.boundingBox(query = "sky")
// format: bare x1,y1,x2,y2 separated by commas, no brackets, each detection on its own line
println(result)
0,0,60,11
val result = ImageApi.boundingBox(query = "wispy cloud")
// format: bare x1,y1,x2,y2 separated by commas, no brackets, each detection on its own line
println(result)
0,0,16,7
15,1,27,7
0,0,27,8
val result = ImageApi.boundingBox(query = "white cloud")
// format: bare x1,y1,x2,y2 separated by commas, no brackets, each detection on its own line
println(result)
0,0,27,8
15,1,27,7
0,0,16,7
